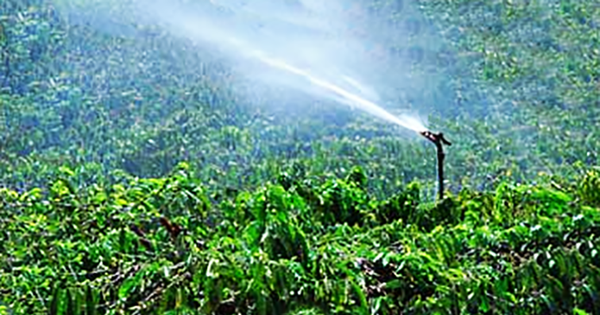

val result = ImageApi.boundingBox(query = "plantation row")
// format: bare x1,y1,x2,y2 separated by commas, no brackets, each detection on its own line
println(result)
1,164,599,314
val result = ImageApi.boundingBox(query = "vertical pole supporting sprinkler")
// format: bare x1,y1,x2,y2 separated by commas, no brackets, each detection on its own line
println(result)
420,130,452,200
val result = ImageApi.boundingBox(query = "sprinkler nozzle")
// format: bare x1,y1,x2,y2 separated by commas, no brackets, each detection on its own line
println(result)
419,130,451,147
419,130,451,200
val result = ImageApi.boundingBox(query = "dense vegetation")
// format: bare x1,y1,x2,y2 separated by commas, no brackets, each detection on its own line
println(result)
2,164,600,314
1,0,599,314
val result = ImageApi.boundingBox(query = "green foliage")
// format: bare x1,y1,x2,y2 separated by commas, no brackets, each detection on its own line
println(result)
578,168,600,207
1,0,599,314
0,0,597,197
1,166,600,314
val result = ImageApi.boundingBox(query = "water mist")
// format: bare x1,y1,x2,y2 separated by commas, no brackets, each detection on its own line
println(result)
51,0,429,134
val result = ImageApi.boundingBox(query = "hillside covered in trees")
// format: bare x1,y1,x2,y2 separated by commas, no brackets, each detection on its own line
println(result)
1,0,599,314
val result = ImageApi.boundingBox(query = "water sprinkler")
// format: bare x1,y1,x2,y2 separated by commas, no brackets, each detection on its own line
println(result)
419,130,451,200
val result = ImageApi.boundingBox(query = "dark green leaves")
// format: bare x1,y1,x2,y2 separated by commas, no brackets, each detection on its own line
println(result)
1,0,599,314
1,165,600,314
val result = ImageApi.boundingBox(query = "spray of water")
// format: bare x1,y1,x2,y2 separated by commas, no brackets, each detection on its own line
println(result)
245,45,427,132
52,0,430,134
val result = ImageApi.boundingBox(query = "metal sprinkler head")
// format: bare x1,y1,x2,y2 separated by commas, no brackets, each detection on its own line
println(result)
420,130,451,147
419,130,451,200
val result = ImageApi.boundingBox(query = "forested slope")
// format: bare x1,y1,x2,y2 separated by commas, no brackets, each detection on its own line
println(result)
0,0,599,314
